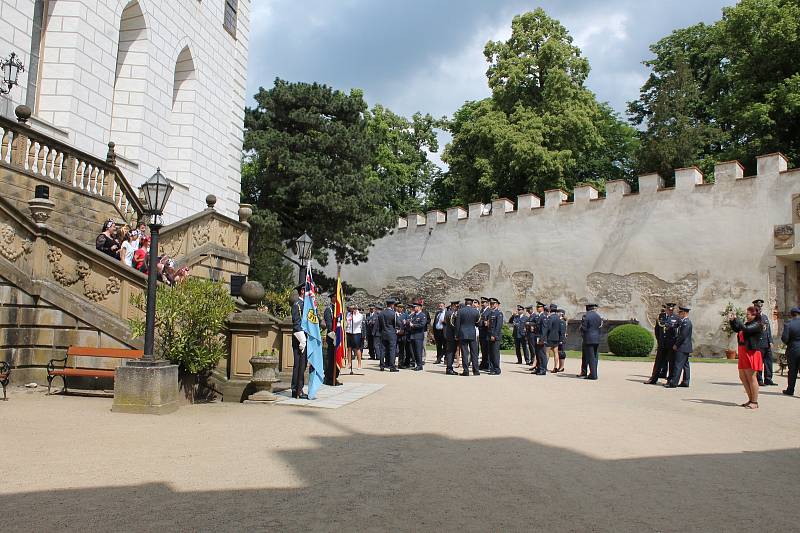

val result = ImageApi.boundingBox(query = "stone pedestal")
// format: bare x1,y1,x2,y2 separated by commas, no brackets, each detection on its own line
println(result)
112,360,179,415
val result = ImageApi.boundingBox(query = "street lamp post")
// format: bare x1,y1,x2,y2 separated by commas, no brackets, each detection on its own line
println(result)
295,232,313,284
140,168,174,361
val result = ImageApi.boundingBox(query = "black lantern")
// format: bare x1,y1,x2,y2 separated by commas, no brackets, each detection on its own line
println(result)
295,232,313,260
140,167,174,218
139,168,174,361
0,52,24,95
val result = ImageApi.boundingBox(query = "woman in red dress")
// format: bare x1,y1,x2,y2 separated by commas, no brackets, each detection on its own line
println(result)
729,307,764,409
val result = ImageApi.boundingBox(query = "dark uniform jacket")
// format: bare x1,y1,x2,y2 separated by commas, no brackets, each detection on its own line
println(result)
456,305,480,340
479,306,491,339
543,313,562,344
409,311,428,340
674,318,693,353
443,309,457,341
757,312,773,350
662,314,679,344
323,304,334,333
654,310,666,344
489,309,503,339
378,308,399,341
580,310,603,345
292,299,304,333
781,317,800,359
512,313,528,339
730,318,764,351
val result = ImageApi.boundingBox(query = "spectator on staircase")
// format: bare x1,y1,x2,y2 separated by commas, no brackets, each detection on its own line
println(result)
133,236,150,274
120,229,139,267
95,220,119,258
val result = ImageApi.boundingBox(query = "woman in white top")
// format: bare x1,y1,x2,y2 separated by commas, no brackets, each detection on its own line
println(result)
346,304,365,371
119,229,139,267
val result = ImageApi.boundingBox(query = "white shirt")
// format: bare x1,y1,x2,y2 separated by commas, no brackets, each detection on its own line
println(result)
347,311,364,334
120,240,137,266
435,310,445,330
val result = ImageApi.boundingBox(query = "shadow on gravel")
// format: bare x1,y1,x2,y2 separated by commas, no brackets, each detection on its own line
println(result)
5,411,799,532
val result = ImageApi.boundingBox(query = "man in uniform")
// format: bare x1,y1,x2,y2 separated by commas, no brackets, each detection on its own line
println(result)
531,302,548,375
646,303,678,384
456,297,481,375
479,297,491,370
322,292,338,386
371,304,385,368
511,305,531,364
542,304,562,373
753,299,776,386
488,298,504,375
365,304,377,360
290,284,309,399
443,300,460,375
396,303,410,368
781,306,800,396
580,304,603,380
409,300,428,371
666,306,692,388
433,302,447,364
377,298,400,372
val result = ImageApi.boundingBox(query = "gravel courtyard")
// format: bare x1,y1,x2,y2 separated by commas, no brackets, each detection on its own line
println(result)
3,355,798,532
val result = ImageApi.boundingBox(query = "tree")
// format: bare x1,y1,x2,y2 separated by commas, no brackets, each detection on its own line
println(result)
243,79,395,267
435,9,637,207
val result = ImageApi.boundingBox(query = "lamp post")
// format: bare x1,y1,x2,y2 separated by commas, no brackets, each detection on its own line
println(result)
295,231,313,284
140,168,174,361
0,52,25,95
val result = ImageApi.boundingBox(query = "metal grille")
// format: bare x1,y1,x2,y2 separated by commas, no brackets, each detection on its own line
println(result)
224,0,238,37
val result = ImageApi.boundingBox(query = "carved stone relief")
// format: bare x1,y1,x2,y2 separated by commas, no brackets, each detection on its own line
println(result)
0,222,33,262
161,230,186,258
774,224,794,249
47,246,121,302
192,222,211,247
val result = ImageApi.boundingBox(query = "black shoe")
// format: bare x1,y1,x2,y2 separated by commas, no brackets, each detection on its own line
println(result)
644,379,657,385
335,380,343,386
763,381,777,386
379,367,385,371
664,383,677,388
678,382,689,388
435,359,442,364
414,366,423,371
494,370,501,375
460,371,470,376
782,389,794,396
446,369,457,375
536,370,547,375
298,393,309,400
758,381,764,386
585,376,597,380
390,368,399,373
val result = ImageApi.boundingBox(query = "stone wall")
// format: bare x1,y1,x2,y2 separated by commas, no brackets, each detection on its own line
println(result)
330,154,800,356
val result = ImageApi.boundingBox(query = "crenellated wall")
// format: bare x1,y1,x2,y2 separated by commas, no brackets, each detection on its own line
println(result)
329,153,800,355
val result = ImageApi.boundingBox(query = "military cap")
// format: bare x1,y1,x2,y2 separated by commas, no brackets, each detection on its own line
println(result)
368,303,376,309
586,303,598,311
525,305,534,310
294,283,305,294
480,296,489,302
679,306,691,312
791,306,800,315
536,301,546,308
665,302,676,308
549,303,558,311
516,305,524,310
465,297,475,303
413,300,423,307
490,297,500,304
450,300,460,306
385,298,397,305
396,302,405,308
752,299,765,305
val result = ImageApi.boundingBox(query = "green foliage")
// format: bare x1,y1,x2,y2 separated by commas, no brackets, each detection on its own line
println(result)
607,324,655,357
719,302,746,335
501,323,514,350
435,8,638,207
129,278,235,373
629,0,800,175
261,287,293,320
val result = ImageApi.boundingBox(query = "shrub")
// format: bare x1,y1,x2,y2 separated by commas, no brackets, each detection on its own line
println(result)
501,323,514,350
607,324,654,357
130,278,236,373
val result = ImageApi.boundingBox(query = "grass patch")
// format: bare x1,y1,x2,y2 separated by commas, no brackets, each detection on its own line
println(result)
426,346,737,363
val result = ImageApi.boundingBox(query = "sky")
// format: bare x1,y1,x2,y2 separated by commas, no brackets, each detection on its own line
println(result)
246,0,737,162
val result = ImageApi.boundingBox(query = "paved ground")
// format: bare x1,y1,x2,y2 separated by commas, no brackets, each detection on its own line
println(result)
273,382,384,409
2,353,799,532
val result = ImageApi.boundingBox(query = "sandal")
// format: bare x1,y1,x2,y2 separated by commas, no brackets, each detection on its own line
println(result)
745,402,759,409
739,401,751,407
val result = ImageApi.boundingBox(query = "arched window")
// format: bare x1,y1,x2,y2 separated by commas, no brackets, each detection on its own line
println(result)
164,46,197,186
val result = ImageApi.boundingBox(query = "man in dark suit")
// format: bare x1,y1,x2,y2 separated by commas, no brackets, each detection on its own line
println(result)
377,298,400,372
487,298,504,375
511,305,531,364
646,303,676,384
666,306,693,388
371,304,384,367
443,301,459,375
456,297,481,375
753,299,776,386
290,284,309,399
524,305,536,366
409,300,428,371
433,302,446,364
365,304,377,360
781,306,800,396
580,303,603,380
479,297,491,370
322,291,339,386
531,302,548,375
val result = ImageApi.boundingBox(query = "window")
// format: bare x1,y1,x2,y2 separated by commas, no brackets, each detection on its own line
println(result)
223,0,237,38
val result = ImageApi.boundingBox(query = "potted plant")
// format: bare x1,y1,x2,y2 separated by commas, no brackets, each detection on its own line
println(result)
719,302,745,359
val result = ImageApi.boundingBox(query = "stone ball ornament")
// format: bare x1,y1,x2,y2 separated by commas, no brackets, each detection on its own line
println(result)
240,281,265,306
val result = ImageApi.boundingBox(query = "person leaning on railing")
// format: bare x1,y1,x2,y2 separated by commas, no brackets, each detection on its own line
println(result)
95,219,119,258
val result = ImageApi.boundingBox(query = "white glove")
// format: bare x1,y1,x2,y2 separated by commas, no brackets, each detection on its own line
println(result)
294,331,307,352
327,331,336,340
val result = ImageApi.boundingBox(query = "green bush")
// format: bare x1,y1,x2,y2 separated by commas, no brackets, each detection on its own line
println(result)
607,324,655,357
130,278,236,373
501,323,514,350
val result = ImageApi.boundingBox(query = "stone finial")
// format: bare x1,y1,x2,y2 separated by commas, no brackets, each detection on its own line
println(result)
240,281,265,308
756,153,788,176
675,167,704,190
28,196,55,227
544,189,568,208
238,203,253,226
446,206,468,221
517,194,541,210
491,198,514,214
106,142,117,165
714,161,744,183
638,173,664,194
605,180,631,200
205,194,217,209
15,104,31,124
426,210,446,224
573,184,599,204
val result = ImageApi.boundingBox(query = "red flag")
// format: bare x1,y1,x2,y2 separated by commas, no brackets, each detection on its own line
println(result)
333,273,347,368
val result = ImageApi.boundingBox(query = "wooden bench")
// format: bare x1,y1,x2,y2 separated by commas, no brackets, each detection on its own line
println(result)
0,361,10,400
47,346,144,394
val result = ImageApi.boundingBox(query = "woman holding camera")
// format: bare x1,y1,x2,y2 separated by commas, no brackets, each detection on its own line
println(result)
729,306,764,409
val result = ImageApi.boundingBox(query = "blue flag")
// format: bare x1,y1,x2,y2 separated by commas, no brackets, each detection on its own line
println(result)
301,267,324,399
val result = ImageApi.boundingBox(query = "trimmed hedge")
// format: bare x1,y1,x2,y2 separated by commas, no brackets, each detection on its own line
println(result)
607,324,655,357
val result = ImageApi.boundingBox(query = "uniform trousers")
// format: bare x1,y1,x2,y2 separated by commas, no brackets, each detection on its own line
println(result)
670,351,691,386
786,353,800,394
489,339,502,374
434,329,445,362
460,339,479,372
527,334,537,365
583,343,599,378
372,335,384,367
514,336,531,364
381,337,397,370
479,335,489,368
411,336,425,368
757,346,774,383
291,336,308,396
650,343,670,380
444,338,458,372
324,337,336,385
535,342,548,372
367,335,376,359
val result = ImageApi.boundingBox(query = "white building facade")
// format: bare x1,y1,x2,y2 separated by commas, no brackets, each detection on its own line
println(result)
0,0,251,220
